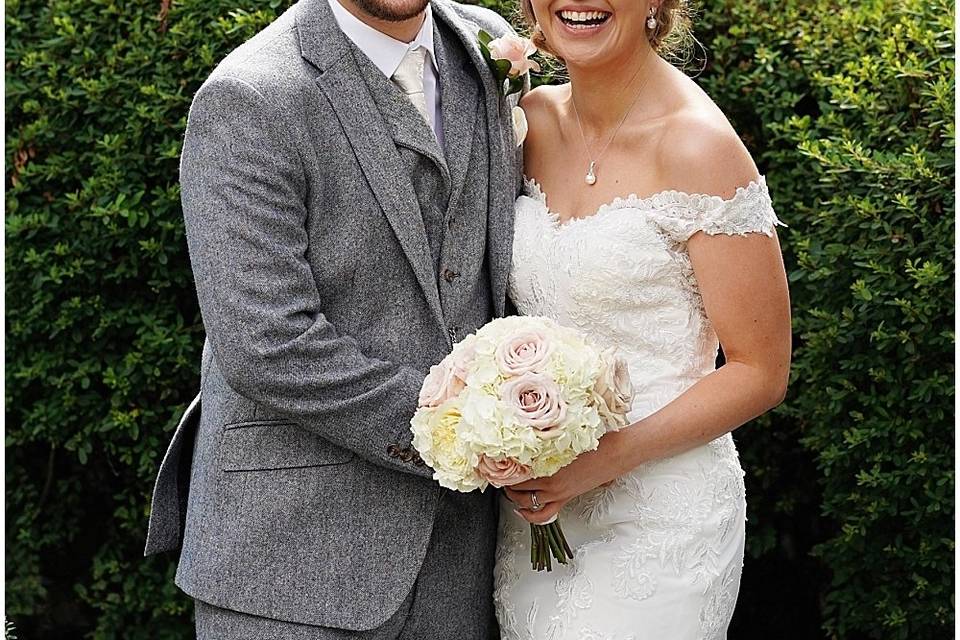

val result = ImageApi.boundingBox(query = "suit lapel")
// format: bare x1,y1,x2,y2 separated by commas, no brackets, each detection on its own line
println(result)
429,0,501,117
431,0,517,316
352,49,450,184
433,19,480,216
297,0,445,330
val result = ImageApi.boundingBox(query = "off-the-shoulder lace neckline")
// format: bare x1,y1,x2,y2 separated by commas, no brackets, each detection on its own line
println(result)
522,175,769,230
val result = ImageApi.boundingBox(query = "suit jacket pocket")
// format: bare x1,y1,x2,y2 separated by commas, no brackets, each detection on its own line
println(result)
221,420,354,472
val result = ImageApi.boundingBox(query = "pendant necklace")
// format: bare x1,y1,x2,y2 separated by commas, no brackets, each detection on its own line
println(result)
572,55,653,186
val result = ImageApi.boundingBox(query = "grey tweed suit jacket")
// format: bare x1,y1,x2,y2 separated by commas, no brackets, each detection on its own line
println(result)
144,0,520,630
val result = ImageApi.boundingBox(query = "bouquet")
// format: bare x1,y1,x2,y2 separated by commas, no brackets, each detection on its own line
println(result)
410,316,632,571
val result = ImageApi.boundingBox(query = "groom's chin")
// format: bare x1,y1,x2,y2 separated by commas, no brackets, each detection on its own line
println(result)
352,0,430,22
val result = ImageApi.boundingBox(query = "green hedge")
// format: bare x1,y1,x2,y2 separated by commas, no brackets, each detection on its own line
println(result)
5,2,291,637
5,0,953,638
696,1,954,637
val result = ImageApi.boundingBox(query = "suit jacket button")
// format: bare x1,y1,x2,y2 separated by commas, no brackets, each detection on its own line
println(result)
387,445,401,458
442,268,459,283
399,449,414,462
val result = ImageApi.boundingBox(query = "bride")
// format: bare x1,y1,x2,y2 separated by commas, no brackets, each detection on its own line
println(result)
494,0,792,638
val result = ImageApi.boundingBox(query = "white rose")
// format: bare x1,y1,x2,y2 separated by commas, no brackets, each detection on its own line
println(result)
512,106,528,147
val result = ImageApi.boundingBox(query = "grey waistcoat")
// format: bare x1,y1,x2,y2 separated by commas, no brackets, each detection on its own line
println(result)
357,17,494,345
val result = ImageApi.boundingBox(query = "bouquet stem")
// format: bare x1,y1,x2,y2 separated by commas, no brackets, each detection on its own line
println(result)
530,519,573,571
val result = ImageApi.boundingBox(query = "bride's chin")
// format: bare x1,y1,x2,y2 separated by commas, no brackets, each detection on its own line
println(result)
556,48,615,70
550,38,622,69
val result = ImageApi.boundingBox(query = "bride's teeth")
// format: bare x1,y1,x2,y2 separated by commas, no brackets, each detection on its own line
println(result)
558,9,609,26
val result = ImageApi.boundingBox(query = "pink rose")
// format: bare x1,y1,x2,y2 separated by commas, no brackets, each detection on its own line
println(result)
418,357,466,408
476,454,533,488
487,35,541,78
501,372,566,437
449,341,476,382
594,349,633,428
495,330,553,376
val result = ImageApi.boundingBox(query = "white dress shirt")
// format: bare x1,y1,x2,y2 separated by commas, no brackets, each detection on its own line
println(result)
327,0,444,147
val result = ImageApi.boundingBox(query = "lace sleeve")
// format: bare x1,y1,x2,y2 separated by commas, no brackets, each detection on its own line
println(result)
646,176,785,244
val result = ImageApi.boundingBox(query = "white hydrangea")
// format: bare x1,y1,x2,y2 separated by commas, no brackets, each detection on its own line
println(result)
410,398,485,492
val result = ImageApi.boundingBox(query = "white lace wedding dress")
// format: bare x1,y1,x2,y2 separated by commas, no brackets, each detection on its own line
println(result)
494,176,783,640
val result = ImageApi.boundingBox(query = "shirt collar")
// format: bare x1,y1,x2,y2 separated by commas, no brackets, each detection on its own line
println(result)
327,0,437,78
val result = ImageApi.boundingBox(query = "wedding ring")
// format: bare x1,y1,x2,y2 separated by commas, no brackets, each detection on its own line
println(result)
530,491,542,512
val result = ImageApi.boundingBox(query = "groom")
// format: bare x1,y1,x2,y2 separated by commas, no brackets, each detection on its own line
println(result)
144,0,522,636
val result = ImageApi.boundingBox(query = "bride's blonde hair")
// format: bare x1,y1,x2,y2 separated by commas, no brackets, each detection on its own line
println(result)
519,0,696,65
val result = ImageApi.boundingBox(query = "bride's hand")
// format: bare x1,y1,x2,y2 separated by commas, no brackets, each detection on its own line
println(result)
505,432,626,525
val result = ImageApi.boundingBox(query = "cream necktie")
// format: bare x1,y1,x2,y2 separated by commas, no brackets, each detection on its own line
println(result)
392,46,431,127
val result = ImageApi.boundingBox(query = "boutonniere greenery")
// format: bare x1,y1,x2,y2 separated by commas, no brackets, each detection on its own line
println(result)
478,31,541,98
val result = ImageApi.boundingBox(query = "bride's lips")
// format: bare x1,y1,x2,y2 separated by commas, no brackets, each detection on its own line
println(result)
553,5,613,37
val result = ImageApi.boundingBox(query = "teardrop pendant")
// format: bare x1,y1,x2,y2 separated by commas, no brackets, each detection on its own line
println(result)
585,161,597,186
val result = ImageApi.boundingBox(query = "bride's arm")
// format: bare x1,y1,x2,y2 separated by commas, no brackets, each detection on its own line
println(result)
510,228,791,522
509,128,792,523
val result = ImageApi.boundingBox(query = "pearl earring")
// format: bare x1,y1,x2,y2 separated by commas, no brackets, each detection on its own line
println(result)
646,7,658,29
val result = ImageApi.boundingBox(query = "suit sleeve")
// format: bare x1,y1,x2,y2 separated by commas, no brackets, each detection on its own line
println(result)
179,74,431,478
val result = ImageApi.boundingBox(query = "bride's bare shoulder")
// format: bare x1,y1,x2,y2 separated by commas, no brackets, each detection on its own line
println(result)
654,83,760,199
520,84,567,126
520,82,568,106
519,83,568,158
651,68,758,197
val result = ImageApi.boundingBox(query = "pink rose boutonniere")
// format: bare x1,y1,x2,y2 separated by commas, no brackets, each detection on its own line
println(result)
478,31,541,98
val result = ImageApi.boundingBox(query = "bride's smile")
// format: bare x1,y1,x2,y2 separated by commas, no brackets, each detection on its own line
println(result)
553,5,613,36
531,0,648,67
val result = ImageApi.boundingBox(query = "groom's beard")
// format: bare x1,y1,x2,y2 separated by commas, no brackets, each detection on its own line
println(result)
351,0,430,22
